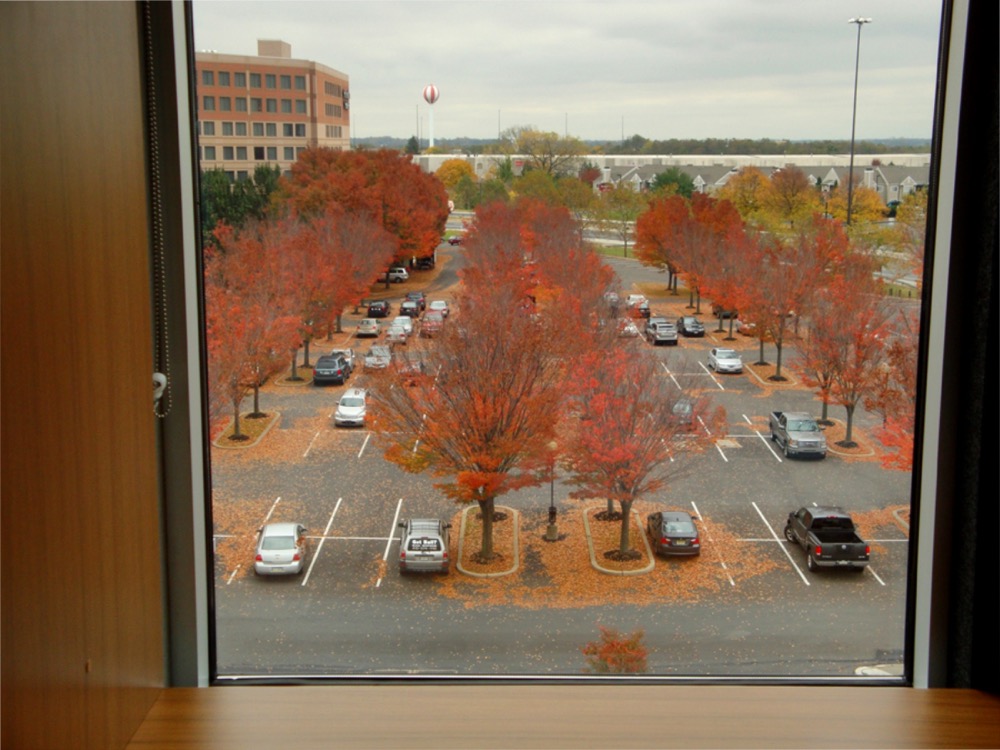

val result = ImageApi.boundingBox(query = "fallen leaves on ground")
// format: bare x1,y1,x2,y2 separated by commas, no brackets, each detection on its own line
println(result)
435,499,781,610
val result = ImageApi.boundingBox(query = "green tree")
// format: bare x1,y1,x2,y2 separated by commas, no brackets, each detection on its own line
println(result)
404,135,419,154
514,170,560,205
595,184,646,256
652,167,695,198
498,126,586,176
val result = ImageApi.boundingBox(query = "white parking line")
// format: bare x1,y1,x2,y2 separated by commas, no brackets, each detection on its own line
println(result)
743,414,783,461
357,432,371,459
301,498,342,586
751,501,810,585
866,566,887,586
691,501,734,587
376,498,404,588
303,430,321,459
659,361,681,389
226,565,241,585
714,442,729,462
262,496,282,524
699,361,725,390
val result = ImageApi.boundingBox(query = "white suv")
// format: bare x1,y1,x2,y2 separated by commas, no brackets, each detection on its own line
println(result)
384,267,409,283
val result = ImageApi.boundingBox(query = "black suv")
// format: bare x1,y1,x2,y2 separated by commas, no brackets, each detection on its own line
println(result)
313,354,352,385
367,300,391,318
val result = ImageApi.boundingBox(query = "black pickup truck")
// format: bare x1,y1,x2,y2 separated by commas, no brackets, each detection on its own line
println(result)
784,506,870,572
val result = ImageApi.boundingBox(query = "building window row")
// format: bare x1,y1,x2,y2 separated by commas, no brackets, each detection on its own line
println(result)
203,96,308,115
199,145,306,162
325,125,344,138
324,103,343,118
201,69,307,91
199,121,308,138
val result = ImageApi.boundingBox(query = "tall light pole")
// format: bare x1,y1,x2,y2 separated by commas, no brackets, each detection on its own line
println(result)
846,16,872,227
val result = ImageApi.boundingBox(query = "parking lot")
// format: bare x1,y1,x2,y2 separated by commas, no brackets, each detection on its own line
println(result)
210,251,911,677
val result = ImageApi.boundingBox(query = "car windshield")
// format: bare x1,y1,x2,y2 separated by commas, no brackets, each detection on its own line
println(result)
716,350,737,358
340,397,364,408
789,421,818,432
261,536,295,550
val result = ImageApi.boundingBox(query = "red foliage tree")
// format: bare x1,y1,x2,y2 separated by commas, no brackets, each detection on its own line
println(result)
279,147,450,268
204,219,301,437
582,626,648,674
560,347,718,558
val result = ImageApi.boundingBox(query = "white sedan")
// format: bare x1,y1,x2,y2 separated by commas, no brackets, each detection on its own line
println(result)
391,315,414,336
708,347,744,373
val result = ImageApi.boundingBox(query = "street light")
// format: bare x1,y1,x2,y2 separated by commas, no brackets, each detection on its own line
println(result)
846,16,872,227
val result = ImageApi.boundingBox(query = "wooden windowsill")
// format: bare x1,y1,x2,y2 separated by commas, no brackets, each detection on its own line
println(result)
127,684,1000,748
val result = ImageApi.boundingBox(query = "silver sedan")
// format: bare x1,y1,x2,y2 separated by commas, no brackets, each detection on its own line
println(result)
708,347,744,373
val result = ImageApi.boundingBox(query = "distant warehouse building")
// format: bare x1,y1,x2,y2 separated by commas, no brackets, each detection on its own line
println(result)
195,40,350,179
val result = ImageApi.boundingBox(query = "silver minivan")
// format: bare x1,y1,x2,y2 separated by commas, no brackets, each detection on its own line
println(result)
398,518,452,574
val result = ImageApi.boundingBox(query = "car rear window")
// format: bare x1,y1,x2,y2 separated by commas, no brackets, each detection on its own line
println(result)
408,537,441,551
262,536,295,550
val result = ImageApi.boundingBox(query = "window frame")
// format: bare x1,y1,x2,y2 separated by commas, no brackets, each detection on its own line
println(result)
163,0,984,689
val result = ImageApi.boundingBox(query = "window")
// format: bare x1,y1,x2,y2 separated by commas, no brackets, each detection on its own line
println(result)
204,146,216,160
265,123,276,137
190,2,958,687
201,121,215,136
280,74,291,89
281,99,292,114
266,98,277,113
219,97,231,112
265,74,276,88
295,74,306,90
219,71,230,86
201,69,214,86
236,146,247,160
295,99,306,114
250,98,262,112
325,103,342,117
223,146,234,160
282,123,293,137
252,122,263,136
235,97,247,113
234,71,246,87
235,122,247,136
324,81,342,96
222,122,233,136
202,96,214,111
249,72,261,88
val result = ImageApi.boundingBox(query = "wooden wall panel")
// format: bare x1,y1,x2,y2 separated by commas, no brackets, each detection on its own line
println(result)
1,3,166,748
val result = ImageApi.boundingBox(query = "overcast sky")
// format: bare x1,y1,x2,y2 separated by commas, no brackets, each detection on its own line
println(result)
192,0,944,142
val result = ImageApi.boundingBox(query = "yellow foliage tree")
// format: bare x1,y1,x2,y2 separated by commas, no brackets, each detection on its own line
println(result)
435,158,476,191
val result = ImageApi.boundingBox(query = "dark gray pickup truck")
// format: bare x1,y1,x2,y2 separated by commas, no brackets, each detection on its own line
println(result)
784,506,870,572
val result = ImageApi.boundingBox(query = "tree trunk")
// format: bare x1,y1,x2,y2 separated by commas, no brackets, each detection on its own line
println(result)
606,497,615,515
618,500,634,556
478,496,495,560
336,312,343,334
757,337,766,365
303,338,312,368
694,290,701,315
289,350,300,381
844,403,856,443
251,382,261,416
231,400,243,438
773,342,784,379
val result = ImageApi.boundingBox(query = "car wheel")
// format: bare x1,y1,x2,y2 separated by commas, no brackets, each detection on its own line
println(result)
783,442,790,458
783,524,795,542
770,429,776,441
807,555,818,572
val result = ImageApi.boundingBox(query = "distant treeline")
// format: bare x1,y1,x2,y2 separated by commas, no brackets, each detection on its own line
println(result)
354,135,931,155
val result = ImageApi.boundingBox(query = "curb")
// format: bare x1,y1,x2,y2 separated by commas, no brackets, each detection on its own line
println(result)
456,505,519,578
583,507,655,576
212,411,281,450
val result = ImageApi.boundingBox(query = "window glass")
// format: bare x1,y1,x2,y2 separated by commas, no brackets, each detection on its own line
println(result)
235,97,247,113
202,121,214,136
222,146,234,160
234,71,246,87
218,71,230,86
193,1,942,681
201,69,213,86
222,122,233,136
219,97,231,112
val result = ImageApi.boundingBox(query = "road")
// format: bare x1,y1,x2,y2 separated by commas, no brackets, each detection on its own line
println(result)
211,243,910,679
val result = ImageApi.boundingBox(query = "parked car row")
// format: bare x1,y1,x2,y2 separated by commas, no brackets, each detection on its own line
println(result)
253,500,869,579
